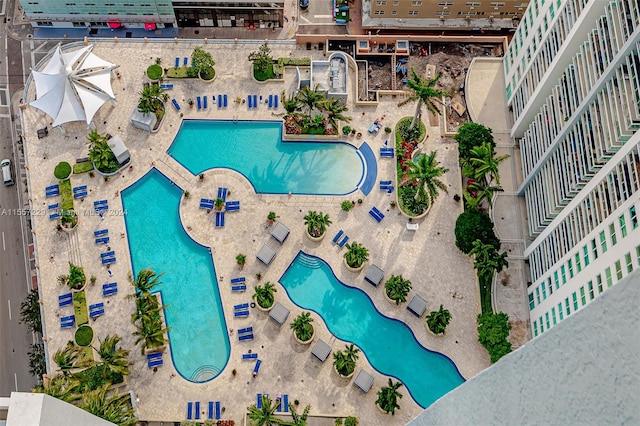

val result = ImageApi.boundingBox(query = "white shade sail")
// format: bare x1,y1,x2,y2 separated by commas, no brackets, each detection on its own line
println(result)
30,44,118,127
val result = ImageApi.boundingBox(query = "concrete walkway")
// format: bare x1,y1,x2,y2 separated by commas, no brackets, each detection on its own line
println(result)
465,57,531,346
23,40,491,424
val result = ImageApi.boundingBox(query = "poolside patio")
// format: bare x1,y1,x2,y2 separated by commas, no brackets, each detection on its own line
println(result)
22,39,490,425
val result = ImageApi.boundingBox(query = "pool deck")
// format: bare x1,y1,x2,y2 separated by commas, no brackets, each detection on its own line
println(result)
23,40,491,425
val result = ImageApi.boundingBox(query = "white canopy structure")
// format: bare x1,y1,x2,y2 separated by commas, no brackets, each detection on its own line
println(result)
30,44,118,127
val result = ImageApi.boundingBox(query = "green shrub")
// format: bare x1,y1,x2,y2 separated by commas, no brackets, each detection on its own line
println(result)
455,122,495,160
253,63,276,81
146,64,163,80
73,291,89,326
395,116,426,143
342,126,352,135
165,67,193,78
54,162,72,179
477,312,512,363
454,210,500,254
59,179,74,211
73,161,94,174
344,417,358,426
200,68,215,80
341,200,353,211
398,186,428,216
75,325,94,347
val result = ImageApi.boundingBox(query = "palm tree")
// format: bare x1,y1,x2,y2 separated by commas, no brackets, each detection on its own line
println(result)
131,268,163,296
470,240,509,283
20,289,42,334
253,282,277,309
322,97,351,132
402,151,449,205
296,84,324,116
384,274,412,305
344,343,360,364
81,385,138,426
426,305,452,335
289,403,311,426
53,341,81,376
333,344,360,377
376,379,404,415
303,210,332,238
132,318,170,354
281,90,299,115
344,242,369,269
290,312,314,341
94,335,131,378
247,394,286,426
406,69,449,130
466,141,509,185
466,180,504,209
33,373,80,403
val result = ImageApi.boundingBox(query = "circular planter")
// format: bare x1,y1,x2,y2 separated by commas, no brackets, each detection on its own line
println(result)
54,162,72,179
305,229,326,242
59,212,79,233
293,326,315,345
146,64,164,82
398,196,433,221
376,403,392,415
333,364,355,380
75,325,94,347
198,69,217,83
255,300,274,313
425,323,445,337
384,288,404,306
343,257,365,273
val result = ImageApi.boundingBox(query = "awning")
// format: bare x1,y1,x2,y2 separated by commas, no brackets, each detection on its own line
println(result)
144,23,156,31
108,22,121,29
269,302,290,325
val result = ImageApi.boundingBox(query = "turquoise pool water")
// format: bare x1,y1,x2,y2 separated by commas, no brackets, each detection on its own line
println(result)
279,252,465,408
121,170,230,382
168,120,364,195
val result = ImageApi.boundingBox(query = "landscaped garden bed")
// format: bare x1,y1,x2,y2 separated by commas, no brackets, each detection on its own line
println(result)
72,290,89,325
75,324,94,347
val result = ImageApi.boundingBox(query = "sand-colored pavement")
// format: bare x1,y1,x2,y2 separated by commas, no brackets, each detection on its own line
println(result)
23,40,490,424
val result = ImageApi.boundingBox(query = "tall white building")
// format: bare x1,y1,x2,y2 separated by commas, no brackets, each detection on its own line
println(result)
504,0,640,336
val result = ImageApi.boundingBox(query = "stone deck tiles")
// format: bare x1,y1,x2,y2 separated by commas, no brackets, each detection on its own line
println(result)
23,40,491,424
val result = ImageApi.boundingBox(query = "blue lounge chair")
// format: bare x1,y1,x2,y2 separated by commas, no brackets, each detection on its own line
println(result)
187,402,193,420
208,401,214,419
183,57,188,66
200,198,214,209
231,284,247,292
194,402,200,420
235,310,250,318
102,282,118,296
73,190,88,199
196,96,202,110
257,394,262,409
46,186,60,197
277,395,283,412
102,257,116,265
203,95,208,109
242,353,258,360
48,203,59,210
380,147,395,158
175,57,180,68
238,326,253,335
274,95,279,108
89,305,105,319
217,94,222,108
247,95,253,108
60,315,75,328
49,212,60,220
369,206,385,222
146,352,162,360
223,94,228,107
268,94,273,108
283,394,289,412
46,184,59,192
252,95,258,108
230,277,246,284
225,200,240,211
58,293,73,307
73,185,87,193
215,212,225,227
380,180,392,186
338,235,349,248
217,187,227,201
239,333,254,341
171,99,181,111
215,401,221,420
95,237,110,245
148,358,163,368
94,229,108,237
160,83,173,90
253,359,262,376
94,200,108,212
234,303,250,310
332,230,344,244
101,250,115,258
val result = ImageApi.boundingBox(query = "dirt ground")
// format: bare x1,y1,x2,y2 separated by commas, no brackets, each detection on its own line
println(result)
356,42,504,129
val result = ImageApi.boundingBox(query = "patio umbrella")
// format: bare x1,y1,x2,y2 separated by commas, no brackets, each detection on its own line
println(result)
29,44,118,127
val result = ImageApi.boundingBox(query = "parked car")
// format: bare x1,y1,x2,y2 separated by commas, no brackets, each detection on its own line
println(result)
1,159,13,186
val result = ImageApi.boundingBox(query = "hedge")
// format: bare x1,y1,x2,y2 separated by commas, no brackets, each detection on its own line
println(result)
73,161,94,174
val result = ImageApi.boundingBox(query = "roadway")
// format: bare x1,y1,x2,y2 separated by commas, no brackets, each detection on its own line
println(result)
0,0,37,395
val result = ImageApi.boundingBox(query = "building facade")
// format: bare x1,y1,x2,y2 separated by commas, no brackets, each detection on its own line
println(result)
20,0,284,29
504,0,640,336
363,0,529,31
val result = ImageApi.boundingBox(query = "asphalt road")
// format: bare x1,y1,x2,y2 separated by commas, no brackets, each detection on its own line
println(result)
0,0,38,395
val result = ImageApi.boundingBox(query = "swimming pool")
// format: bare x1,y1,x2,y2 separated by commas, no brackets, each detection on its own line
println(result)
168,120,364,195
121,169,230,382
279,252,465,408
